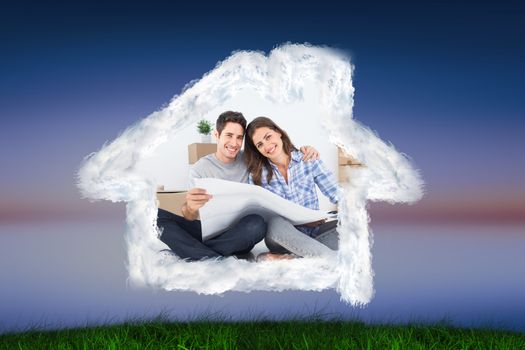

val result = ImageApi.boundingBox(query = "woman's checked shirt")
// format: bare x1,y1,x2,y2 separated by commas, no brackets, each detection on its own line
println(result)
248,150,338,233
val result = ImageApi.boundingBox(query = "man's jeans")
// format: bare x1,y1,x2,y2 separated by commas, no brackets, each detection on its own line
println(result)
157,209,266,261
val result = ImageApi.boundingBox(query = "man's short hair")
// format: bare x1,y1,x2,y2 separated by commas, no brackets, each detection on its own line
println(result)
216,111,247,136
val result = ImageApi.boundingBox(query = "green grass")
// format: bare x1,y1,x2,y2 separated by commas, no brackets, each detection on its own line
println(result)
1,320,524,349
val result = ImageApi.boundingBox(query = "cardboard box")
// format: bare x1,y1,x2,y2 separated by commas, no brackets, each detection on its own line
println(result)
338,164,363,182
337,147,363,183
338,147,361,166
338,165,348,183
188,143,217,164
157,191,187,216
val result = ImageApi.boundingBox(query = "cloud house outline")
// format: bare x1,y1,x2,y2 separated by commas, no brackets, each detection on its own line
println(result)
77,43,423,306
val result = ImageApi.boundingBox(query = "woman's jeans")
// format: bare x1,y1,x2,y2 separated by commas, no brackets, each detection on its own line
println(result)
265,216,338,258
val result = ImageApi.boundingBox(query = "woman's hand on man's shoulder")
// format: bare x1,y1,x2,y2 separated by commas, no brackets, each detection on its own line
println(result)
299,146,320,161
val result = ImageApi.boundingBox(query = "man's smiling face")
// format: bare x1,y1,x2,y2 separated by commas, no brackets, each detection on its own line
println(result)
214,122,244,163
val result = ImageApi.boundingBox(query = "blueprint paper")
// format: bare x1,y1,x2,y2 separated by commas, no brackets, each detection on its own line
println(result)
194,178,334,240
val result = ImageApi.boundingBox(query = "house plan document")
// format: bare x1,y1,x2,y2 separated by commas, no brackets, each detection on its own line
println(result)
194,178,335,240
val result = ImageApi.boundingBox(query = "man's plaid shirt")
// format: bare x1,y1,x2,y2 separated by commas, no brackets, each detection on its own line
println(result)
249,150,338,214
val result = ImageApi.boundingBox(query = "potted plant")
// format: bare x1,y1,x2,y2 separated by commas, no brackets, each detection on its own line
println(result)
197,119,213,143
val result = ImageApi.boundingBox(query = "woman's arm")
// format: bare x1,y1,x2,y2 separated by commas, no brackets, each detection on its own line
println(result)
312,159,339,204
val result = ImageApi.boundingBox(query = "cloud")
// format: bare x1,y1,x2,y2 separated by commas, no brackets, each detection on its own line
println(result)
77,43,423,306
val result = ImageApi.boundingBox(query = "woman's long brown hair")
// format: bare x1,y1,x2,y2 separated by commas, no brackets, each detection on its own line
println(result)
244,117,297,186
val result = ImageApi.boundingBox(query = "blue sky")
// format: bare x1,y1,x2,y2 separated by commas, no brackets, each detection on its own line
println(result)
1,1,524,222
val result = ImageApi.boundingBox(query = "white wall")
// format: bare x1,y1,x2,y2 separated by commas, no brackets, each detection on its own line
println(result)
135,84,338,210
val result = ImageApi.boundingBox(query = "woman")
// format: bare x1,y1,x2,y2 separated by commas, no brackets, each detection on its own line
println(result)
244,116,339,259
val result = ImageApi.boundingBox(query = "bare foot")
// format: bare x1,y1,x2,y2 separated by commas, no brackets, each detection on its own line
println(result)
256,252,295,262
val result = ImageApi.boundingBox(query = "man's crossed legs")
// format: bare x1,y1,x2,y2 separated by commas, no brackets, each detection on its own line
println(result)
157,208,266,261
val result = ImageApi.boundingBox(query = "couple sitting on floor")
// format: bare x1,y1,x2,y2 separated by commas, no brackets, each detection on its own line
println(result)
157,111,339,261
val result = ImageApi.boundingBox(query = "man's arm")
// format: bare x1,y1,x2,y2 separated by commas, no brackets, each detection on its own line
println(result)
182,161,212,221
181,188,213,221
299,145,320,161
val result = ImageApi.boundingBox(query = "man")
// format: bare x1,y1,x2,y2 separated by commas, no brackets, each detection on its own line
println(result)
157,111,319,260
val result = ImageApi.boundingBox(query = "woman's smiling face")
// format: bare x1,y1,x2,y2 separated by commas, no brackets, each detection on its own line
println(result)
251,126,284,161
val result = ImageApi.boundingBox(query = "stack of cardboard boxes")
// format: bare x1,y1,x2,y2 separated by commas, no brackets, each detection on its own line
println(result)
157,143,217,215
